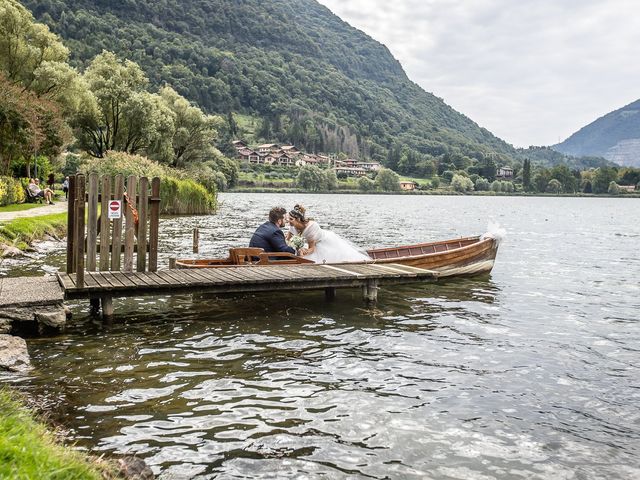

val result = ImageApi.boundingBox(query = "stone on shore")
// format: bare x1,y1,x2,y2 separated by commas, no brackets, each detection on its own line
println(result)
0,334,32,372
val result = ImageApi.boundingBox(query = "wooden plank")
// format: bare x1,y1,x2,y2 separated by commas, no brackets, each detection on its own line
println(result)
111,174,125,271
57,273,76,291
96,272,125,289
145,271,172,286
338,264,398,277
128,272,155,288
148,177,160,272
189,267,239,284
136,176,148,272
109,272,137,288
74,175,86,288
319,264,364,277
86,173,99,272
92,272,115,289
123,175,137,272
66,175,76,274
83,272,100,289
99,175,111,271
170,269,214,285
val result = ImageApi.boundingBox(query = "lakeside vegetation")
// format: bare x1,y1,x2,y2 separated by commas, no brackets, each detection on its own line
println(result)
0,212,67,253
0,388,114,479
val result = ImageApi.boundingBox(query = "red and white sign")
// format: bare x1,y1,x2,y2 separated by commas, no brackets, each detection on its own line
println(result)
108,200,122,219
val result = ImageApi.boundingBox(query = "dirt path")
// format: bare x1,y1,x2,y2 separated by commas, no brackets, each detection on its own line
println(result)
0,200,68,223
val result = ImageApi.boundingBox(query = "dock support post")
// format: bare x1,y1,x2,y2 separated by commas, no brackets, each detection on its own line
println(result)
325,287,336,301
101,296,113,319
89,298,100,313
169,257,176,269
193,227,199,253
363,279,379,303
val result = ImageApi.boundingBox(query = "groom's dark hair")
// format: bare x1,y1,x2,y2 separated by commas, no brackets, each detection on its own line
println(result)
269,206,287,223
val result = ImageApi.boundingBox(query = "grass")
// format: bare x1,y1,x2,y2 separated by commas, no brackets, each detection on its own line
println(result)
0,203,46,213
0,388,115,479
0,212,67,253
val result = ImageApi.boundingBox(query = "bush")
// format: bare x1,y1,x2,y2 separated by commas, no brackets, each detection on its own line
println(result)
431,176,440,189
375,168,400,191
475,178,490,191
81,152,216,214
324,169,338,190
547,179,562,194
357,176,375,191
441,170,454,183
296,165,326,191
490,180,501,192
608,181,620,195
451,174,474,192
0,177,25,206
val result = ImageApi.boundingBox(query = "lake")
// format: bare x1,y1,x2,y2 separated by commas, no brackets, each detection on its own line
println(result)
3,193,640,479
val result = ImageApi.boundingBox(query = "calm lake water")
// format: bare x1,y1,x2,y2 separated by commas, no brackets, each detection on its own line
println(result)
3,193,640,479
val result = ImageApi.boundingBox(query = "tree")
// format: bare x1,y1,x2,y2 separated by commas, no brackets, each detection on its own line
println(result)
593,167,618,194
480,157,497,181
547,179,562,194
375,168,400,191
607,181,620,195
324,168,338,190
475,177,490,191
296,165,326,191
357,176,375,191
451,174,474,192
522,158,531,191
550,164,577,193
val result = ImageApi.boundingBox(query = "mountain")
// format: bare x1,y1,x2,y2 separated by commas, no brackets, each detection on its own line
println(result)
517,147,615,170
24,0,518,162
553,99,640,167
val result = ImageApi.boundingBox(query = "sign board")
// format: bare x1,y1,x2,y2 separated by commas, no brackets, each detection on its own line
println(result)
108,200,122,220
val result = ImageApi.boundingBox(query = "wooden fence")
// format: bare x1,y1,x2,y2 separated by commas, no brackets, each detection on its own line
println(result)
66,174,161,289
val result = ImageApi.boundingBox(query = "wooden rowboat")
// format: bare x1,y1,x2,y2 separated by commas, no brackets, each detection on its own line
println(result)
175,235,500,278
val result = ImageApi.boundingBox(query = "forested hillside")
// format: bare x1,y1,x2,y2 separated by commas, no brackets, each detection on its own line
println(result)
25,0,517,163
554,99,640,167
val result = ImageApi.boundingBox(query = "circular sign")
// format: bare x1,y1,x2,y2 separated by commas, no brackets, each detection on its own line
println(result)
109,201,120,211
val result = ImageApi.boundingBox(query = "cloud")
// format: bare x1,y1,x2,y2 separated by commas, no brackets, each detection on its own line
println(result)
317,0,640,147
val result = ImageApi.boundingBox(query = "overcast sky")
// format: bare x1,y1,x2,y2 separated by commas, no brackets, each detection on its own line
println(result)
317,0,640,148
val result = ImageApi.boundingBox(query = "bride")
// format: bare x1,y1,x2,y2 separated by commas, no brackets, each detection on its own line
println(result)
287,204,370,263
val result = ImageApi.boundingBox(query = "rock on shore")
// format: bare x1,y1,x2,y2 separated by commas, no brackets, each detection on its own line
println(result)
0,334,32,372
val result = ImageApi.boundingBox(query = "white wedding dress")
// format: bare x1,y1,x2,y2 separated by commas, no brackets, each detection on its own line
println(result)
292,221,370,264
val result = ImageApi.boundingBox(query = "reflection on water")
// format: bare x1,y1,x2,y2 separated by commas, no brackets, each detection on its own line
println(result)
4,194,640,479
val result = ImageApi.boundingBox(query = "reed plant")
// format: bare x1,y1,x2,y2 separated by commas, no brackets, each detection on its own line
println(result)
81,152,216,215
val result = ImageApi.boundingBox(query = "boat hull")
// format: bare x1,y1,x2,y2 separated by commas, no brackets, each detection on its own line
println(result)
175,236,499,278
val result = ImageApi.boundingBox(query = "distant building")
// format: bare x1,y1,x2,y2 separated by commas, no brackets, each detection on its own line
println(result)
335,166,367,177
358,161,381,171
399,181,417,191
496,166,514,179
619,185,636,192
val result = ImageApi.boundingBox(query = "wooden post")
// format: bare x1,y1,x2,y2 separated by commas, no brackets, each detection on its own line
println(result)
101,296,113,319
193,227,199,254
74,175,86,288
169,257,176,270
66,175,76,274
123,175,137,272
111,174,124,271
363,279,378,303
136,177,149,272
325,287,336,301
148,177,160,272
99,175,111,271
86,173,99,272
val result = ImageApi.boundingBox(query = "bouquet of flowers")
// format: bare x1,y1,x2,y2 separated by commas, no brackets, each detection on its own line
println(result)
288,235,306,250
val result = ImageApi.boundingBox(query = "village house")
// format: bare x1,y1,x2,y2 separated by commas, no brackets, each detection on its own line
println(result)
357,161,382,171
619,185,636,192
335,166,367,177
496,166,514,179
399,181,418,191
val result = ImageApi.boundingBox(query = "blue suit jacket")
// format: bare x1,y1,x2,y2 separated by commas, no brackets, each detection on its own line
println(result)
249,221,295,254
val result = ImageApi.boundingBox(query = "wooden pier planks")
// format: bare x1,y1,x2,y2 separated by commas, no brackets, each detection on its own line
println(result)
57,263,437,300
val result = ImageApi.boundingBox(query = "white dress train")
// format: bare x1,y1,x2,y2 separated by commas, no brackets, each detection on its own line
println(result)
296,221,370,264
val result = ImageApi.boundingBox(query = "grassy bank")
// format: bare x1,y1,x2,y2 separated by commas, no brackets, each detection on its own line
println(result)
0,212,67,253
0,388,114,479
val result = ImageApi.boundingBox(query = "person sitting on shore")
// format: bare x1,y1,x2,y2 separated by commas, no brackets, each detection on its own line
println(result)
28,178,55,205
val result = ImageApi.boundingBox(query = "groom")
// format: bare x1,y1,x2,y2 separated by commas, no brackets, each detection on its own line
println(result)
249,206,296,254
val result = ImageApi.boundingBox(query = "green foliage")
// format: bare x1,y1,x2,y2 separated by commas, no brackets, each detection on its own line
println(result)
451,174,474,192
296,164,325,191
0,176,25,205
0,388,112,478
23,0,520,163
324,168,338,191
81,151,216,214
522,158,531,191
475,177,490,191
357,176,375,192
607,181,620,195
441,170,454,183
592,167,618,194
519,146,614,169
375,168,400,191
0,212,67,252
547,179,562,194
550,164,578,193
